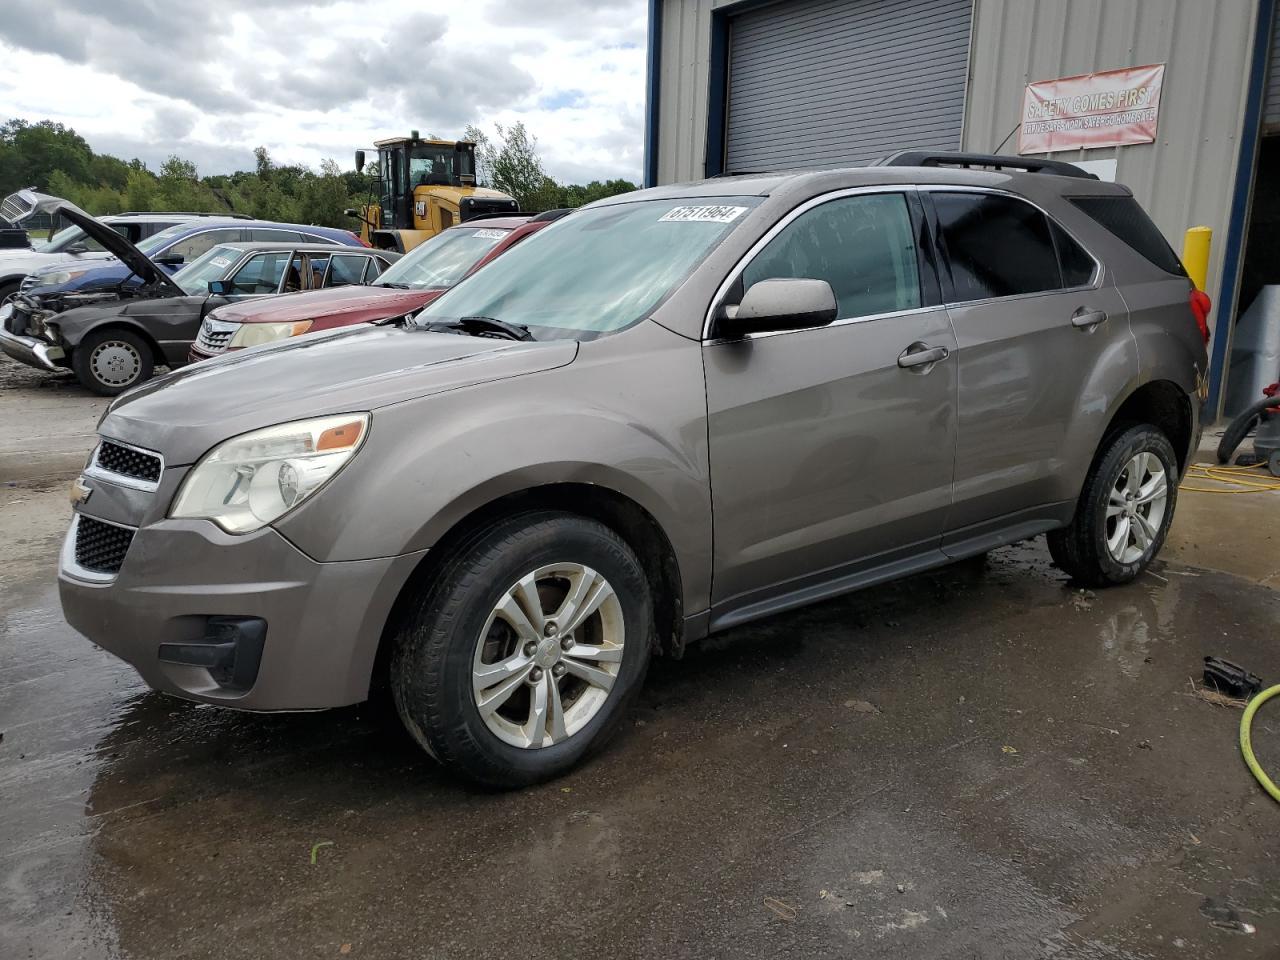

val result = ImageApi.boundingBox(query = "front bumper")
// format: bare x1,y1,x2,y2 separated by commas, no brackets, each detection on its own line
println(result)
58,512,427,710
0,326,65,371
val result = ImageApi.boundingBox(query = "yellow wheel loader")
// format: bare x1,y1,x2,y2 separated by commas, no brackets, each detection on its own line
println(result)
348,132,519,252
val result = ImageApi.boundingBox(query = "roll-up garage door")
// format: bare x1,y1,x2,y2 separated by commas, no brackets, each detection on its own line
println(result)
724,0,973,173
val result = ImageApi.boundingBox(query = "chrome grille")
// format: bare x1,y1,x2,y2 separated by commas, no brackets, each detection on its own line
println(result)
196,317,239,354
19,274,38,292
94,439,163,484
74,515,134,574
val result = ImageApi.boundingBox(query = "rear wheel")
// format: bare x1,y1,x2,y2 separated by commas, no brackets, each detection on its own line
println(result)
71,328,153,396
391,512,652,787
1048,425,1178,586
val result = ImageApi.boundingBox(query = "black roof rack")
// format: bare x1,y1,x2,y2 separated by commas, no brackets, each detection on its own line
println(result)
878,151,1098,180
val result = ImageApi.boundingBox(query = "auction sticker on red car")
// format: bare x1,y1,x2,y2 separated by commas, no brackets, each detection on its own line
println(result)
659,205,748,223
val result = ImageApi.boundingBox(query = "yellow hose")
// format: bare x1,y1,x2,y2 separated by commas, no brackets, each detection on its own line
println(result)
1182,461,1280,493
1241,685,1280,803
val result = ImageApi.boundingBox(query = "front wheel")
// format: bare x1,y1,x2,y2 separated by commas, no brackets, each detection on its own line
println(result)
71,328,154,396
1048,425,1178,586
391,512,653,787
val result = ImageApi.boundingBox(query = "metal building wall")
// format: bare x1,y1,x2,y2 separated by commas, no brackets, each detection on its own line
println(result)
654,0,729,185
963,0,1261,342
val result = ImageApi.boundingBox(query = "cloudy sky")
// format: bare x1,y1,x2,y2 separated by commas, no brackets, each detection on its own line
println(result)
0,0,648,184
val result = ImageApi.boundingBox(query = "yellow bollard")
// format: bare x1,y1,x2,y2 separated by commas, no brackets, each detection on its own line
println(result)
1182,225,1212,292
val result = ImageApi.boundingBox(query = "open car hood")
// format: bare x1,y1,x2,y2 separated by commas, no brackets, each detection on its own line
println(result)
0,188,69,228
45,202,182,294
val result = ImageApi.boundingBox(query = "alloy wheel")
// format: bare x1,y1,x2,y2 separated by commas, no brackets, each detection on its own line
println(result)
1105,451,1168,564
471,562,624,749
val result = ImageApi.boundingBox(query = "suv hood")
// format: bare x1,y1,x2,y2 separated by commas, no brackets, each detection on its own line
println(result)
212,284,444,325
100,324,578,465
51,205,181,293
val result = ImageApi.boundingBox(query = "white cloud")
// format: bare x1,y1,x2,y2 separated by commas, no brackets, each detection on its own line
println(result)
0,0,647,184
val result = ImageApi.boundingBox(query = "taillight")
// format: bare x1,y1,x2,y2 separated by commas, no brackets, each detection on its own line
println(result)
348,231,372,248
1189,288,1211,344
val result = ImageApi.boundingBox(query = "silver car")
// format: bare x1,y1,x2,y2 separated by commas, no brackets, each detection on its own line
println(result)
58,152,1208,786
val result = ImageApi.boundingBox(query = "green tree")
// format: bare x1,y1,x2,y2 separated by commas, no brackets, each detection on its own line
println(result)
296,159,355,227
463,123,495,187
490,122,547,211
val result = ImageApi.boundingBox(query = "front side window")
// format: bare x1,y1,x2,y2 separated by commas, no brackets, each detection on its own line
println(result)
326,255,368,287
164,228,242,264
136,222,189,255
229,251,294,294
417,197,762,339
934,193,1062,303
740,192,921,321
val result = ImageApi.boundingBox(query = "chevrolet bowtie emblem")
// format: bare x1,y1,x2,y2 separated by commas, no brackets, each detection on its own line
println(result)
69,476,93,506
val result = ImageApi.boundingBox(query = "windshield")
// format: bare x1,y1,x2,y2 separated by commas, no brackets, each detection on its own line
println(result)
375,226,511,290
173,245,241,296
42,225,97,253
416,197,761,338
408,144,456,187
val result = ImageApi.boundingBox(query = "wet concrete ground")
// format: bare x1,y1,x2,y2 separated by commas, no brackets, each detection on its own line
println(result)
3,368,1279,959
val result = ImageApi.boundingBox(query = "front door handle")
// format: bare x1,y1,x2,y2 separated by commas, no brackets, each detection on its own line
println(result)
1071,307,1108,330
897,343,950,370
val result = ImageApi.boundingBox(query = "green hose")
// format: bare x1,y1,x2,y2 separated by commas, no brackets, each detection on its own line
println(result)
1241,685,1280,803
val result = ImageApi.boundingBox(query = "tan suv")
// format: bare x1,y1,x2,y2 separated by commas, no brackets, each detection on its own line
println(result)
58,153,1209,786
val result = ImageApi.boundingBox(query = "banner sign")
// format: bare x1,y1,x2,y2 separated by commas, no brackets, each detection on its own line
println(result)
1018,64,1165,154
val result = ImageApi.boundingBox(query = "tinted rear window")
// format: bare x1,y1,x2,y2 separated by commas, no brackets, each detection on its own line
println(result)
934,193,1062,302
1070,197,1186,276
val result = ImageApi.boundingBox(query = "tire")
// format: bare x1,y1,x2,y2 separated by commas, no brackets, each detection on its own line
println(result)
71,328,154,396
1048,425,1179,586
0,280,19,306
391,511,653,788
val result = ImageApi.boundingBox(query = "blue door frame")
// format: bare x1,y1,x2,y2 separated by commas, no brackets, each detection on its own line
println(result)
1208,0,1275,417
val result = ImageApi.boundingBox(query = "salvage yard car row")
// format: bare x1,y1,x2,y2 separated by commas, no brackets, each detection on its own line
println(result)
0,192,567,393
16,152,1211,787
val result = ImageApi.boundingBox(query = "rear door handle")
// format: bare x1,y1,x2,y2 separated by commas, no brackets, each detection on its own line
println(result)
1071,308,1108,330
897,343,950,369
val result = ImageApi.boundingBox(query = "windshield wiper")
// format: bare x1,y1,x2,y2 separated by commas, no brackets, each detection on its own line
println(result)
375,281,413,289
420,315,535,342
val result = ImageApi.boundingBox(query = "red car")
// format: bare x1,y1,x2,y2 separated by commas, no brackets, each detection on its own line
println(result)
189,210,569,360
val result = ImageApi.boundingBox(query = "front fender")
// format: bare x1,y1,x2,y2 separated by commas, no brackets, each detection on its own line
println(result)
274,321,713,614
47,305,140,348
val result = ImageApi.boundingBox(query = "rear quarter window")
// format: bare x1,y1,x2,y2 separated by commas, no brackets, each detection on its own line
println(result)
1069,197,1186,276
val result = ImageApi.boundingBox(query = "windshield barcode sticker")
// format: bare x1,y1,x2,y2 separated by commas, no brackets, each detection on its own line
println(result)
472,229,507,240
209,257,231,268
659,205,748,224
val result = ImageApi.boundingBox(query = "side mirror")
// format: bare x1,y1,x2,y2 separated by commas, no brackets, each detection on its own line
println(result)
207,279,232,296
355,150,366,173
718,278,838,338
154,253,185,266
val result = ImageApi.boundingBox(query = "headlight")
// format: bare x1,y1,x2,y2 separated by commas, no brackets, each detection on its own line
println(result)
39,269,88,286
170,413,369,533
228,320,313,349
